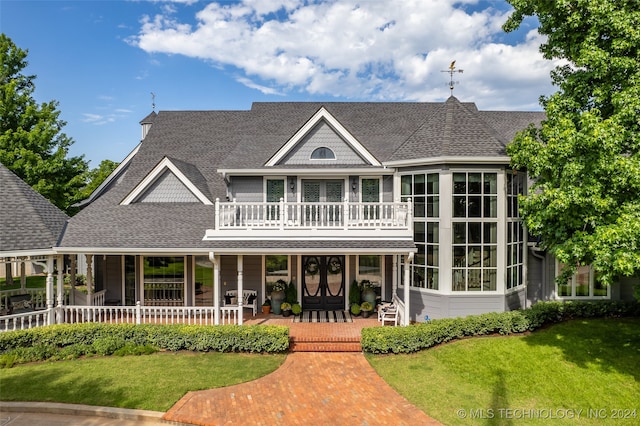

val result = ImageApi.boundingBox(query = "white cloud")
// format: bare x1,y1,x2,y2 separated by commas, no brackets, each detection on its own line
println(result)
130,0,561,110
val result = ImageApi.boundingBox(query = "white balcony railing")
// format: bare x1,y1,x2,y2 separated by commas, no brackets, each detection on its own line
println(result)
214,198,412,230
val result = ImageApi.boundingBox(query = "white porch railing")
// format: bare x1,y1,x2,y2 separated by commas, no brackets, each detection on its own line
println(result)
58,303,241,326
1,288,70,310
215,198,412,230
391,294,406,326
0,309,52,332
0,288,106,312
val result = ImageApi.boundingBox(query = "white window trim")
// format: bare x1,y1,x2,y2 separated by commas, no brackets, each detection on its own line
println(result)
310,147,336,161
356,254,385,300
554,262,610,299
263,177,286,202
262,255,292,303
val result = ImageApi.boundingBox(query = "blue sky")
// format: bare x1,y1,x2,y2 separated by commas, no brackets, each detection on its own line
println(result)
2,0,556,167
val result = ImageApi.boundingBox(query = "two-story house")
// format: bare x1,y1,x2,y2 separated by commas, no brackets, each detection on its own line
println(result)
56,97,635,325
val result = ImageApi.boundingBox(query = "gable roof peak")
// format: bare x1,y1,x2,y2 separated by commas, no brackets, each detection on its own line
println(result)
140,111,157,124
264,106,381,167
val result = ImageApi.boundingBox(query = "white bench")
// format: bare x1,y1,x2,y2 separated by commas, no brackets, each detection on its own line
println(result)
223,289,258,316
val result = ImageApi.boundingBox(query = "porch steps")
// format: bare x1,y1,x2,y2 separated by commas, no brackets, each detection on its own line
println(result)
289,335,362,352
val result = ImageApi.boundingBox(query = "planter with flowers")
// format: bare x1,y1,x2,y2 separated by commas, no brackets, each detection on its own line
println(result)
360,301,373,318
360,280,376,306
269,280,287,315
280,302,292,317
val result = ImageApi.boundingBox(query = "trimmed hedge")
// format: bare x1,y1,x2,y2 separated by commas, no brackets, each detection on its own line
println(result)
0,323,290,366
361,300,640,354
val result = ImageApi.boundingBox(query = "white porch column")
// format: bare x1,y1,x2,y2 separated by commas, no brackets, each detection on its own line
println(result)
403,252,414,326
46,256,54,325
392,255,398,297
85,254,93,306
56,255,64,307
210,252,220,325
237,255,244,325
70,255,76,305
20,259,26,291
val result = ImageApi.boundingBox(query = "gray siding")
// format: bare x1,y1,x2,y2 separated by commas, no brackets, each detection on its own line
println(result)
231,177,263,202
401,289,507,321
136,170,199,203
505,288,526,310
382,176,393,202
280,121,367,165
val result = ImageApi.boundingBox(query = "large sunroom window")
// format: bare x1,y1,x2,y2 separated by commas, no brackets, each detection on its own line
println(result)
507,170,526,290
452,172,497,291
401,173,439,290
556,263,610,298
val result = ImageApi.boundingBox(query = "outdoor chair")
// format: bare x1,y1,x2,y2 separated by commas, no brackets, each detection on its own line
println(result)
380,306,399,326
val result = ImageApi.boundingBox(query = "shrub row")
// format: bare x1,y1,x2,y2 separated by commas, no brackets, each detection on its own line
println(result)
361,300,640,354
0,323,289,366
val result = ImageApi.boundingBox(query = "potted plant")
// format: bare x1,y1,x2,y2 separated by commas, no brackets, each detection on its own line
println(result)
360,280,376,306
261,299,271,315
291,303,302,316
349,279,361,307
350,303,361,316
280,302,292,317
360,301,373,318
270,280,286,314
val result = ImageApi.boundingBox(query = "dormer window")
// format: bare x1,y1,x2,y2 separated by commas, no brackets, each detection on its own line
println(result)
310,147,336,160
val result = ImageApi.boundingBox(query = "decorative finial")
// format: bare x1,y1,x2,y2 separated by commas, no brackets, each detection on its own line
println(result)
151,92,156,111
441,60,464,95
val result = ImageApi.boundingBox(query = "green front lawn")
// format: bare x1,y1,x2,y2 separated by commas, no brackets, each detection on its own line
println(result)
368,318,640,425
0,352,285,411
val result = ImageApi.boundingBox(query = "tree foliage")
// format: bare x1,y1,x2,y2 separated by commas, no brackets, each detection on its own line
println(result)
0,34,88,215
77,159,119,201
504,1,640,285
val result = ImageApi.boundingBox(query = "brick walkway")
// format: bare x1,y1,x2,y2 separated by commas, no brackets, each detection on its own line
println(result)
162,314,441,425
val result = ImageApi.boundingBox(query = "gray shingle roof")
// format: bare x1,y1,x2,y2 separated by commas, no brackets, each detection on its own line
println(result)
0,163,69,253
59,99,543,250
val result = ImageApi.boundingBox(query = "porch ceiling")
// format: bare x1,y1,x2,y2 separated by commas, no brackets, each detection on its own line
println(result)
203,238,416,254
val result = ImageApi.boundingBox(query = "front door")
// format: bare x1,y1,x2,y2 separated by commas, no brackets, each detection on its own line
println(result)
302,255,345,310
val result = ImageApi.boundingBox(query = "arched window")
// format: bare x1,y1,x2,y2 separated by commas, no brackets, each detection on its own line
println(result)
310,147,336,160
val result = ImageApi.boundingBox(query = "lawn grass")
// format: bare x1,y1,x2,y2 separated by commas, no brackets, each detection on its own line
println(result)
0,352,285,411
367,318,640,425
0,275,46,290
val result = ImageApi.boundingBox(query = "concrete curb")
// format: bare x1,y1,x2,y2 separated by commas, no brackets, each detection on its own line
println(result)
0,401,184,424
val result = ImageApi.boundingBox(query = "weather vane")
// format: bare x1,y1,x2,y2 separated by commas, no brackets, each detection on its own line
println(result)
441,60,463,95
151,92,156,111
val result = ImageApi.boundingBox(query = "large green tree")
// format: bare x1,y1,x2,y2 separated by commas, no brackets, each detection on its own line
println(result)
0,34,88,215
504,1,640,287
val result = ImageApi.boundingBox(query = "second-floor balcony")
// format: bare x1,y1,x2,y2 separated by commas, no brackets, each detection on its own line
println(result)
207,198,413,237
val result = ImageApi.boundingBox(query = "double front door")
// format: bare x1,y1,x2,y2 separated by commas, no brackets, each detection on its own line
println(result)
302,255,345,310
302,180,344,225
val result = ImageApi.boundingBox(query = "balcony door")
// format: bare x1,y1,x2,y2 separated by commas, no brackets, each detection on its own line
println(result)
302,180,343,225
302,255,345,310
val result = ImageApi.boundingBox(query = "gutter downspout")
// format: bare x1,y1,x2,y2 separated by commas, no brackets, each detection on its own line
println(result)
209,252,220,325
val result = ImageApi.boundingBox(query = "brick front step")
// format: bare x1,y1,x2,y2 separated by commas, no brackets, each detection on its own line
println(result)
289,337,362,352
